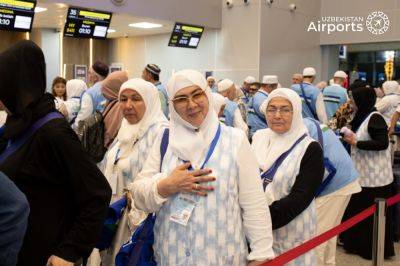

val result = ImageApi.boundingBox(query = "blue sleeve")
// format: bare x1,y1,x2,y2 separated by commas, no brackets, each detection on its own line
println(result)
0,172,29,265
253,94,268,119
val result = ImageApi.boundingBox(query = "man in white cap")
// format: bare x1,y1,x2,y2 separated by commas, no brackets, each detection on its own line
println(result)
322,70,349,120
217,79,248,135
291,67,328,124
247,75,278,138
241,76,256,105
142,63,169,117
207,76,217,92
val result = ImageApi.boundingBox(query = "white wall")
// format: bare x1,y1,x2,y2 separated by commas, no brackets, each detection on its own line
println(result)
109,0,262,85
38,29,61,92
320,0,400,44
259,0,322,87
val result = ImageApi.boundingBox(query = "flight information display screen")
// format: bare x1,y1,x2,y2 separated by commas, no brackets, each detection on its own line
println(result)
64,7,112,39
168,22,204,49
0,0,36,32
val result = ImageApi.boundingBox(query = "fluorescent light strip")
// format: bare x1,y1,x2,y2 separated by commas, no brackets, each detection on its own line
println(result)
35,7,47,13
129,22,162,29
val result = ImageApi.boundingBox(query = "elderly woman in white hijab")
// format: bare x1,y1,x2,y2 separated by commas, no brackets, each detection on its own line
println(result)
251,88,324,266
64,79,87,124
99,78,168,264
131,69,274,265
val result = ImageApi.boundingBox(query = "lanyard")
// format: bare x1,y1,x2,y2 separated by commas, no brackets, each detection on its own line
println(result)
260,134,307,191
113,139,139,165
183,124,221,170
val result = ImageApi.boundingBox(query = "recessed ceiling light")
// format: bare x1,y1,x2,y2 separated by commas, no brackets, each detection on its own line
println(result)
107,29,116,33
129,22,162,29
35,7,47,13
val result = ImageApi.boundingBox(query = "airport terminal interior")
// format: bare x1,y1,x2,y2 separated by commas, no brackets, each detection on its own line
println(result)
0,0,399,265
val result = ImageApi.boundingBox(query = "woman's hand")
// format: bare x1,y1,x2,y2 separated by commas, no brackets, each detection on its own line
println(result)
46,255,74,266
157,162,216,198
343,133,357,146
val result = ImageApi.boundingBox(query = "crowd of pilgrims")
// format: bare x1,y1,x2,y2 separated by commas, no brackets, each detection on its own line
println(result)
0,40,398,266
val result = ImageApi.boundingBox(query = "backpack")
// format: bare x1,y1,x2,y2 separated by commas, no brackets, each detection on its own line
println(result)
75,111,107,163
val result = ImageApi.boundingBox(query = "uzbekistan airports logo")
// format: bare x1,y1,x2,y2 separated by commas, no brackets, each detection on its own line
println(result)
366,11,389,35
307,11,390,35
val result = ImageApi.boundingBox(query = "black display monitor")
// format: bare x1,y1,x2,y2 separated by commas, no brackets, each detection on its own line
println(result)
0,0,36,32
63,7,112,39
168,22,204,49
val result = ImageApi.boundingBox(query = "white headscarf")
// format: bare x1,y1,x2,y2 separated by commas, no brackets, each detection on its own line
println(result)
256,88,308,171
116,78,168,159
66,79,87,99
382,80,399,95
167,69,220,168
211,92,227,115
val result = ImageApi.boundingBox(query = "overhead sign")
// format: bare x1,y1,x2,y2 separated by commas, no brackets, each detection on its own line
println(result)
168,22,204,49
64,7,112,39
0,0,36,32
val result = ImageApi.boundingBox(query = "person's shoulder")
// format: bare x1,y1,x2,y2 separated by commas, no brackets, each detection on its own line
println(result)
305,140,323,155
38,116,79,142
221,124,245,139
252,128,269,141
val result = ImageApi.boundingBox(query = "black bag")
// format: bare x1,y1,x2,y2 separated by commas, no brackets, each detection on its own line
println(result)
75,111,107,162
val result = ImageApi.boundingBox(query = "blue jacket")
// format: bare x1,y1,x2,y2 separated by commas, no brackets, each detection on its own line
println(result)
303,118,359,196
223,100,238,127
322,85,347,120
247,90,268,138
86,82,106,114
291,83,320,120
155,82,169,118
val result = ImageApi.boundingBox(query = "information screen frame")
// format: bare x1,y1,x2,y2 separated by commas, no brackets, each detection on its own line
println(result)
0,0,37,32
63,6,112,40
168,22,204,49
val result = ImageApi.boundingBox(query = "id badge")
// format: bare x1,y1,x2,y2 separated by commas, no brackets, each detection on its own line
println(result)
170,194,197,226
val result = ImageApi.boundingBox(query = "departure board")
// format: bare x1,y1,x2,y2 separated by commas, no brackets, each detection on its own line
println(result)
64,7,112,39
168,22,204,49
0,0,36,32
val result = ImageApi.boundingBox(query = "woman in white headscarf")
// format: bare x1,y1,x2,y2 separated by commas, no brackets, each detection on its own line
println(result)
376,80,400,125
132,69,274,265
251,88,324,266
99,78,168,265
64,79,87,123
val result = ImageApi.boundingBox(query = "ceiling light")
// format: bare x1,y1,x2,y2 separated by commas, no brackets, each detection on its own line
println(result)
129,22,162,29
35,7,47,13
107,29,116,33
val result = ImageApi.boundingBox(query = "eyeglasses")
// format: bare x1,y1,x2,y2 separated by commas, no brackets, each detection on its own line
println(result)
266,107,293,116
172,89,206,108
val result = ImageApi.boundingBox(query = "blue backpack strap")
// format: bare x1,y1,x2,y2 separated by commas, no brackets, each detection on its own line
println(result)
261,134,307,190
0,112,63,164
300,83,318,120
310,119,338,197
160,128,169,171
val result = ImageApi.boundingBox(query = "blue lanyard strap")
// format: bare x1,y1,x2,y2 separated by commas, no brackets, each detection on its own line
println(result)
260,134,307,191
184,124,221,170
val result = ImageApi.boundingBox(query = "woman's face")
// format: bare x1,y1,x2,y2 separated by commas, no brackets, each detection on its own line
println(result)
265,97,293,134
54,83,66,98
172,85,209,127
119,89,146,124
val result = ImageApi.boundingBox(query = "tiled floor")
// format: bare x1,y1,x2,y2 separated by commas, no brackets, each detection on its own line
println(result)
336,242,400,266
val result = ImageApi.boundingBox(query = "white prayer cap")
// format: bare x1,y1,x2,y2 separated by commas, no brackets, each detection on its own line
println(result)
207,76,216,81
217,78,234,92
244,76,256,84
303,67,316,76
334,70,347,79
382,80,399,95
262,75,278,85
